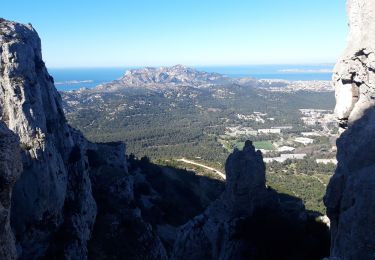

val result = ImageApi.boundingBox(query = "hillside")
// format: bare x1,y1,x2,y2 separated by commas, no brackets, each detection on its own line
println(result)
60,66,337,214
62,67,336,161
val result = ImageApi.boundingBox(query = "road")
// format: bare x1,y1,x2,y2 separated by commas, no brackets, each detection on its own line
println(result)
177,158,226,180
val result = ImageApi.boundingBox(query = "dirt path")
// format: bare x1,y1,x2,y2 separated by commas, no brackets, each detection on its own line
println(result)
177,158,226,180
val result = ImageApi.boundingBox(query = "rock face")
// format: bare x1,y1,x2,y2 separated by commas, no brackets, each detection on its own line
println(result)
325,0,375,258
0,19,168,259
172,142,330,260
0,122,22,260
332,0,375,127
0,18,97,259
87,144,168,260
171,141,270,259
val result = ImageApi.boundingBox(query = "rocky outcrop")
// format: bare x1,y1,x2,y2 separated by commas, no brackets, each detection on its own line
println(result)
0,18,97,259
172,141,330,260
171,141,272,259
87,145,168,260
325,108,375,259
0,122,22,260
325,0,375,259
332,0,375,128
0,19,168,259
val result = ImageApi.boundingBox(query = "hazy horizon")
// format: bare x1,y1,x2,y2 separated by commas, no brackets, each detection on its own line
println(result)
49,64,335,91
46,63,336,69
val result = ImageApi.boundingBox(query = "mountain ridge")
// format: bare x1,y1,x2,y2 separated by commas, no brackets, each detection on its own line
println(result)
95,64,246,91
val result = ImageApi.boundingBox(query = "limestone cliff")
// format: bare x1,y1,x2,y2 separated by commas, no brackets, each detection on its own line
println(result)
332,0,375,127
0,19,97,258
0,19,167,259
325,0,375,258
0,122,22,260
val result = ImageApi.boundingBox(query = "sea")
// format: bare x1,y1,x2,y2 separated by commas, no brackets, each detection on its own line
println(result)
49,64,334,91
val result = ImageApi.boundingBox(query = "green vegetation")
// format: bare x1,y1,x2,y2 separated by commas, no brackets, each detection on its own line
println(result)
62,86,336,215
254,140,274,150
159,158,333,214
63,87,334,164
266,160,335,213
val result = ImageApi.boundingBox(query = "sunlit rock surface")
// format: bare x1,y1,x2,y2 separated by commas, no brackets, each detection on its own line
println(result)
332,0,375,127
0,18,166,259
325,0,375,259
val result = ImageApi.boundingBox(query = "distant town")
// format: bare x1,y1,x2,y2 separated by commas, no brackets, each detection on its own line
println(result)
224,109,338,164
258,80,333,92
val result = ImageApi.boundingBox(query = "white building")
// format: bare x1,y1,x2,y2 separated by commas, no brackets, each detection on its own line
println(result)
272,126,293,130
294,137,314,145
263,153,306,163
258,128,281,134
302,132,322,137
277,146,295,152
280,154,306,160
316,159,337,165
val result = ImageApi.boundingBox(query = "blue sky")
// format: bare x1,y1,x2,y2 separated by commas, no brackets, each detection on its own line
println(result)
2,0,347,68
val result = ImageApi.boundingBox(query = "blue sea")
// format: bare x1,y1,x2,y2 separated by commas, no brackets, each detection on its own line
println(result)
49,64,334,91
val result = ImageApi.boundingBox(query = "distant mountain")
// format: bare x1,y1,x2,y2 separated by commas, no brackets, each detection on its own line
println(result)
92,65,332,93
96,64,239,91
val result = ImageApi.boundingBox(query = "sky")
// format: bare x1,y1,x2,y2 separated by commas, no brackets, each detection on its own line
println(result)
2,0,347,68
